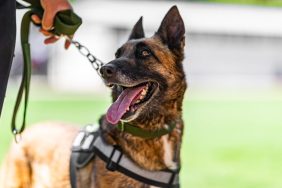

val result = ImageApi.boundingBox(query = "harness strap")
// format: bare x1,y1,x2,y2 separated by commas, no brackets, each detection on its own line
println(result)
12,1,82,135
70,124,100,188
70,124,180,188
70,152,79,188
70,152,78,188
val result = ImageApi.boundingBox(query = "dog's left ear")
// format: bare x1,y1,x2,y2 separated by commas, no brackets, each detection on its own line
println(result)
156,6,185,51
128,17,145,40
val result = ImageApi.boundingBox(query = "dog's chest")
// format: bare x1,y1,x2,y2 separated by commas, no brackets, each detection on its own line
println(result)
161,134,178,170
118,130,180,171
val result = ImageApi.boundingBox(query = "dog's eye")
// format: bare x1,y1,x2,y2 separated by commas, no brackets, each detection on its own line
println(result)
137,48,151,58
141,49,150,57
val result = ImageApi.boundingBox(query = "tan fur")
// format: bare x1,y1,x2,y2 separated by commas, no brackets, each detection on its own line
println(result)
0,123,79,188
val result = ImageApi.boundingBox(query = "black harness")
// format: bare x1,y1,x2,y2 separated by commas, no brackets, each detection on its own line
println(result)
70,124,180,188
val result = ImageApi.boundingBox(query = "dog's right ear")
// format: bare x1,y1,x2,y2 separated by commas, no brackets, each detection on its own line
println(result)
128,17,145,40
156,6,185,52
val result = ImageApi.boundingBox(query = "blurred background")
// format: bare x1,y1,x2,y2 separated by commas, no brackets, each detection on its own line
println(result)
1,0,282,187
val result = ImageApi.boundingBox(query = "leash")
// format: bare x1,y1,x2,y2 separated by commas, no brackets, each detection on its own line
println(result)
13,1,104,141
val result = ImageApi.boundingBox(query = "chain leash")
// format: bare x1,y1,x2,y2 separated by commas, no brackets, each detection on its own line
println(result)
65,36,105,75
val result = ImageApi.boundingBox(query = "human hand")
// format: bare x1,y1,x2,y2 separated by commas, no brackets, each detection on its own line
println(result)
31,0,73,49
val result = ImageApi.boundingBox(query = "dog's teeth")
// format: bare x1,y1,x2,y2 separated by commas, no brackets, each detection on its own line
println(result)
126,107,130,111
141,89,147,95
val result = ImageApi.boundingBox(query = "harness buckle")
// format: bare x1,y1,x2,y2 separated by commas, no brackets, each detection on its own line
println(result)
106,146,123,171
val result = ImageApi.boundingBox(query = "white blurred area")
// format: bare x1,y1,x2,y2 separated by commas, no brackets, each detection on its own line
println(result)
12,0,282,93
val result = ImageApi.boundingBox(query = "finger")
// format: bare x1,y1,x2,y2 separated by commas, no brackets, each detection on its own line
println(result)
44,36,60,44
31,14,42,24
64,39,71,49
39,28,53,36
42,8,57,30
64,35,73,49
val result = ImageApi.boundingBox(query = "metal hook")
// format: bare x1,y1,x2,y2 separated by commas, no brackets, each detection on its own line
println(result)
13,129,22,143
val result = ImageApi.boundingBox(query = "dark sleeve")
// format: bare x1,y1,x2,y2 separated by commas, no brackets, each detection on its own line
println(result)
0,0,16,116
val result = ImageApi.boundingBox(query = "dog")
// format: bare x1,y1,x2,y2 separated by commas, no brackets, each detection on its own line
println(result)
0,5,186,188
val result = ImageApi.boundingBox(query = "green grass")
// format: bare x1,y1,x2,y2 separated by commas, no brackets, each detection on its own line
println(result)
182,95,282,188
1,87,282,187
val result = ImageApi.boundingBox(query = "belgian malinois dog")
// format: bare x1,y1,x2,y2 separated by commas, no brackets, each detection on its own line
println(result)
0,5,186,188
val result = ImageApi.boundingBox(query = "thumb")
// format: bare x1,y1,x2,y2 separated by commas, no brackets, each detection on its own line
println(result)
42,8,58,30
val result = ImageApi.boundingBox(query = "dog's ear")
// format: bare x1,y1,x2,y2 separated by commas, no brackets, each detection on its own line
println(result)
156,6,185,51
128,17,145,40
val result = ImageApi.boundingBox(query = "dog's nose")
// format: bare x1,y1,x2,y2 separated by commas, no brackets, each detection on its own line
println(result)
100,64,116,79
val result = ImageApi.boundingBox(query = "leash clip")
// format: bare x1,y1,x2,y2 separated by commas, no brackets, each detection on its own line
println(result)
12,129,22,143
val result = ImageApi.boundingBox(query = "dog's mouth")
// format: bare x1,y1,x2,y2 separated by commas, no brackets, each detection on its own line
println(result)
106,81,158,124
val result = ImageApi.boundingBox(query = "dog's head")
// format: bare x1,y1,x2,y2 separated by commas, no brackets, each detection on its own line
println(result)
100,6,186,125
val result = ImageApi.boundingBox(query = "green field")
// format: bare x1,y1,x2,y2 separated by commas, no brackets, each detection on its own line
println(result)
0,87,282,188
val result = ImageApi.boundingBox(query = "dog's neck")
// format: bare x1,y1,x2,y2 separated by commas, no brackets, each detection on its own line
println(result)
100,100,184,171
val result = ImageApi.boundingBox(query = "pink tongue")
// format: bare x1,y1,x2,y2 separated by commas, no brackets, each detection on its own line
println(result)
106,85,146,124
